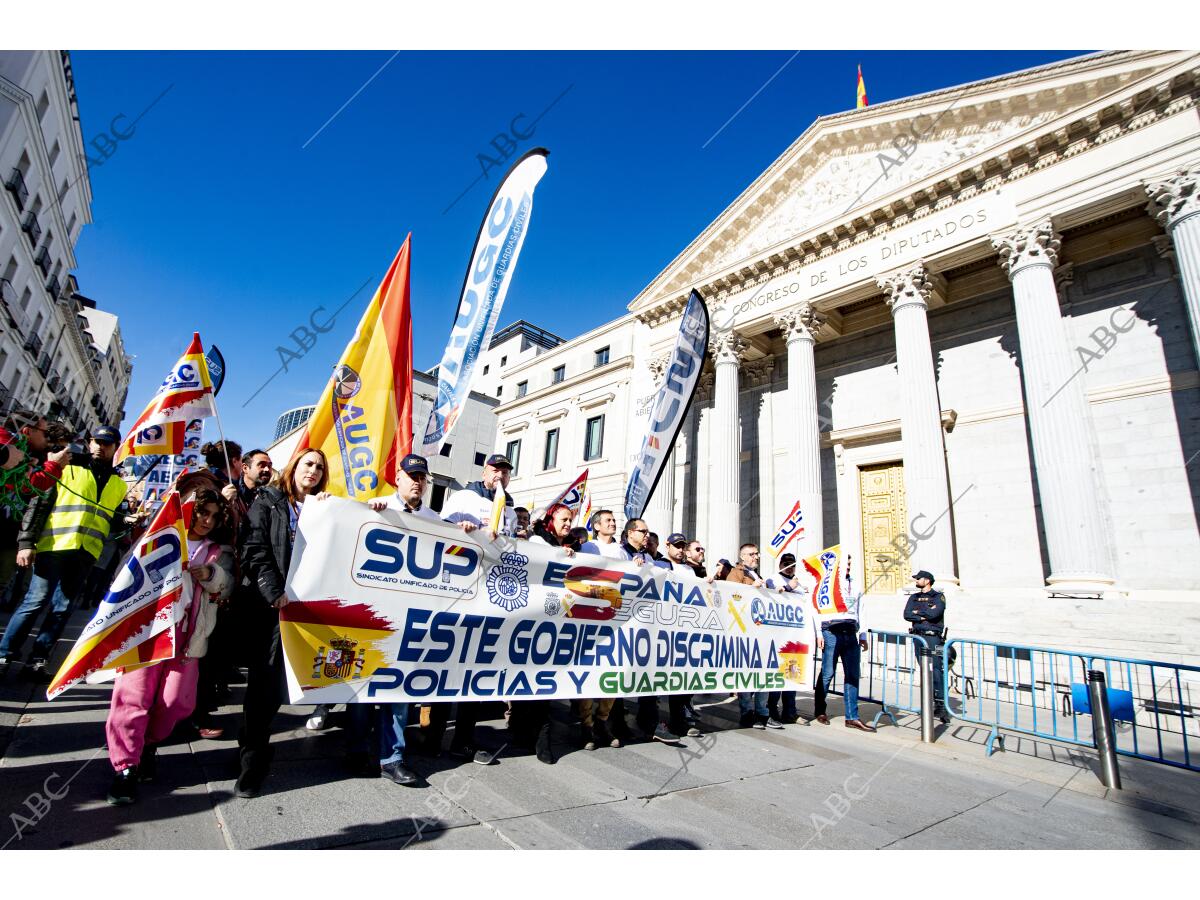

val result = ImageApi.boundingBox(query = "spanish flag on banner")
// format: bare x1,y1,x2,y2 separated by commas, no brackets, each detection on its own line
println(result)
298,236,414,500
857,65,868,109
116,333,216,463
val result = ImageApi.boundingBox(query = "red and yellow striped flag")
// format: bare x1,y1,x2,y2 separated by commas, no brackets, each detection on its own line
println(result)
116,333,216,463
298,236,414,500
857,65,868,109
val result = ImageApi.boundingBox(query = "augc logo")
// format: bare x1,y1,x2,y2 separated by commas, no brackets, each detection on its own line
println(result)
750,597,807,628
352,523,480,598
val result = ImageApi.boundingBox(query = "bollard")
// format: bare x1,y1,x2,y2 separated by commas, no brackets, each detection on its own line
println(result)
1087,670,1122,790
918,644,935,743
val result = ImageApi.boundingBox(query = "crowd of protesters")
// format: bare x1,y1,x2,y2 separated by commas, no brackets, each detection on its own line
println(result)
0,409,947,806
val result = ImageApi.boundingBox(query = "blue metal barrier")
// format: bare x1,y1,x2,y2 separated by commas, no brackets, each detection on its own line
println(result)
821,629,929,730
1083,653,1199,773
943,638,1093,756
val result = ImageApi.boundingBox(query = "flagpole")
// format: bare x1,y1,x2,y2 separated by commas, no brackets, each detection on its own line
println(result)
209,390,235,482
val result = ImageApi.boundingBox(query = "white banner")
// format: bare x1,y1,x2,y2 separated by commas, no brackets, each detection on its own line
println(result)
279,497,815,703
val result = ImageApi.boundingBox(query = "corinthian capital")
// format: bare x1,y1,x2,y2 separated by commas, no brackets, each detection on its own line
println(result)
647,353,672,386
992,220,1061,279
876,263,945,314
1146,165,1200,230
710,330,748,366
774,303,825,343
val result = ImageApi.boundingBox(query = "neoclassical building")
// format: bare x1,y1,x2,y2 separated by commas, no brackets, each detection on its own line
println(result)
495,50,1200,660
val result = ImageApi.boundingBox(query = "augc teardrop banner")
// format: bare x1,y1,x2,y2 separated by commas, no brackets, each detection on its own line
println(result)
279,497,815,703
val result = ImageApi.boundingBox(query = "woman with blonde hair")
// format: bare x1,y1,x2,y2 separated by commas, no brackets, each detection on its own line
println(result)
235,448,329,798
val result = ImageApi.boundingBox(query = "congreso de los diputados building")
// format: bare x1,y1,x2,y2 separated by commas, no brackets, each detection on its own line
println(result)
488,50,1200,662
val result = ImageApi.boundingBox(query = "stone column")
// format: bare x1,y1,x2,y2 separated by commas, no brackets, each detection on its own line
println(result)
1147,165,1200,367
877,264,959,587
774,303,825,561
709,330,747,560
645,353,675,534
993,221,1115,594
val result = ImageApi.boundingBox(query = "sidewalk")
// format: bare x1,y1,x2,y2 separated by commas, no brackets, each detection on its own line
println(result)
1,616,1198,849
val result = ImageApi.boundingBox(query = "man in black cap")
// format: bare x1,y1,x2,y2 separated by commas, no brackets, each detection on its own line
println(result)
0,426,127,680
662,532,691,572
904,570,949,723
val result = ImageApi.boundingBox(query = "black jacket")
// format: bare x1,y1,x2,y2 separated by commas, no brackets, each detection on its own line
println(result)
241,485,295,607
903,589,946,636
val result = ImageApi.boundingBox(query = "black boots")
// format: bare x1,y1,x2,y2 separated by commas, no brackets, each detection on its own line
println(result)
535,723,556,765
107,767,138,806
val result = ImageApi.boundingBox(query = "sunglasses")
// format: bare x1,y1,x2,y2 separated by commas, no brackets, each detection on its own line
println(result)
629,528,649,534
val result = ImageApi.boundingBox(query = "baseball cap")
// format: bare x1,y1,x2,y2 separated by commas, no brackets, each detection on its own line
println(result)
485,453,513,470
780,553,797,565
92,425,121,444
912,570,935,583
666,532,687,546
399,453,429,476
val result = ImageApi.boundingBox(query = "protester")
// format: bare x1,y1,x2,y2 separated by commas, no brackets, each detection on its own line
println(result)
662,532,690,571
201,440,243,507
615,518,682,743
645,531,663,561
236,448,331,798
580,509,623,558
340,453,446,786
685,540,707,578
663,532,702,735
766,553,802,725
904,570,949,724
722,543,781,729
565,525,590,553
105,488,236,806
513,506,531,539
425,453,515,766
0,426,128,681
519,502,577,764
814,584,873,732
1,409,70,612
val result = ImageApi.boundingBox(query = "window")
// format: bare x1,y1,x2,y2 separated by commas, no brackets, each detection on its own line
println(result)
430,483,447,512
48,140,60,168
505,439,522,475
496,385,503,397
439,442,453,457
552,365,566,384
594,346,610,367
483,364,489,375
473,451,487,466
501,355,508,367
543,428,559,470
517,380,528,398
583,415,604,461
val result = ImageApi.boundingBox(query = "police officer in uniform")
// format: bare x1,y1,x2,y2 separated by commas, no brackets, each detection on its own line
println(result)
903,570,949,723
0,426,128,680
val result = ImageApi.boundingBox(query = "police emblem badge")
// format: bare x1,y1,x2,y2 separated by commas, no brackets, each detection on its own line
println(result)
485,551,530,612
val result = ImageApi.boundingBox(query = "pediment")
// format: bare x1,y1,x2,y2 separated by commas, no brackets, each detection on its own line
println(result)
629,50,1191,314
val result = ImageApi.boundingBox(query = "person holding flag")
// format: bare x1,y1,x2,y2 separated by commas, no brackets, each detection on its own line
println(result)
0,426,128,681
105,488,236,806
808,546,873,732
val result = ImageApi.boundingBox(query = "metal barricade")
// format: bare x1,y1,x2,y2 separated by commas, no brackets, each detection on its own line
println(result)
820,629,930,730
942,638,1094,756
1083,653,1199,773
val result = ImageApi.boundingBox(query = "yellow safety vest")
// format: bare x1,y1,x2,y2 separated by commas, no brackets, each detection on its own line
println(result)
35,464,129,559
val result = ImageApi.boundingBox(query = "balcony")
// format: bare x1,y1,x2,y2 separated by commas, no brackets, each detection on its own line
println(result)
0,278,22,333
21,211,42,247
24,333,43,357
45,274,60,298
33,248,50,279
47,370,62,394
5,168,28,212
36,353,51,377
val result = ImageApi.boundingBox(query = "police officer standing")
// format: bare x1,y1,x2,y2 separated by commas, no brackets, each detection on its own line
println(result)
903,570,949,723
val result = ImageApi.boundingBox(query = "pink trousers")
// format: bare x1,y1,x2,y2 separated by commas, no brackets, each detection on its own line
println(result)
105,656,200,771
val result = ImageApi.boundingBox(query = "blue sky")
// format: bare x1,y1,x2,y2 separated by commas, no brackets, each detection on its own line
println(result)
69,50,1081,449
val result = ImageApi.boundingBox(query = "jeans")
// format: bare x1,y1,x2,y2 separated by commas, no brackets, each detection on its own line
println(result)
636,695,689,736
768,690,797,720
348,703,409,766
0,549,92,661
814,624,862,722
737,691,769,721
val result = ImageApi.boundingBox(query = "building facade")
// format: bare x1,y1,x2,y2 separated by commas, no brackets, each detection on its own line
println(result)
495,50,1200,661
273,404,315,443
0,50,131,431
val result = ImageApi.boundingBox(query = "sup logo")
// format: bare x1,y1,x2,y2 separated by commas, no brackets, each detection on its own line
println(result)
352,523,480,598
750,597,807,628
486,552,530,612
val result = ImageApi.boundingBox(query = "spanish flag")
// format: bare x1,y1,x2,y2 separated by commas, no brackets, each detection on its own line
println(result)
116,333,216,463
856,65,868,109
298,236,414,500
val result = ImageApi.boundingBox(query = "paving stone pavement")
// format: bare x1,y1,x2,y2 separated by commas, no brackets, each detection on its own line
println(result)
2,622,1198,850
